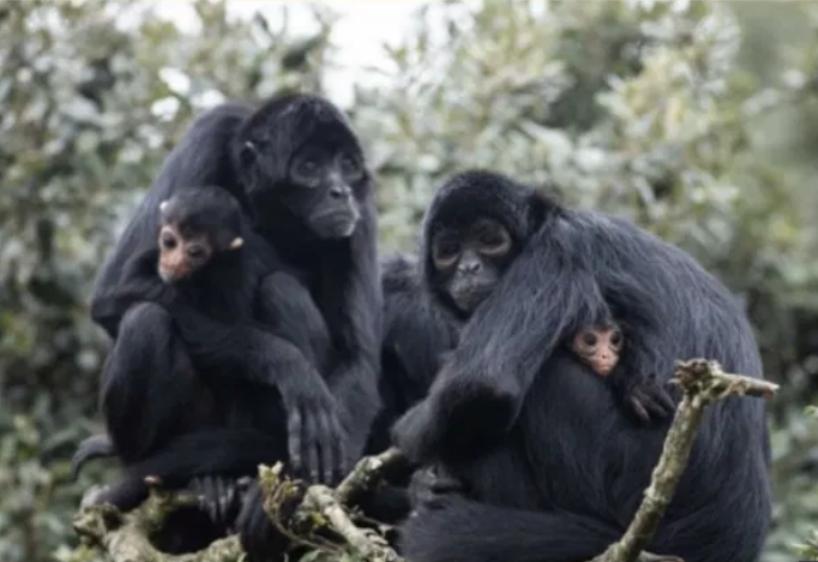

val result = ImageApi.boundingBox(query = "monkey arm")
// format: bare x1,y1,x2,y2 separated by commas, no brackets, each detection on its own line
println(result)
166,301,347,484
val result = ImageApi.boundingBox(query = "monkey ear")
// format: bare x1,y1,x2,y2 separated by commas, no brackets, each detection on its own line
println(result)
229,237,244,250
159,200,170,213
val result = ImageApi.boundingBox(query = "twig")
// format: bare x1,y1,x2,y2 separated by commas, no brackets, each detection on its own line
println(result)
301,484,402,562
336,447,409,505
257,451,407,561
73,481,244,562
588,359,778,562
74,448,408,562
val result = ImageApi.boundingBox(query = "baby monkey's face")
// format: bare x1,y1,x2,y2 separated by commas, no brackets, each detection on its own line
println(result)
156,197,244,284
157,223,214,283
571,324,624,377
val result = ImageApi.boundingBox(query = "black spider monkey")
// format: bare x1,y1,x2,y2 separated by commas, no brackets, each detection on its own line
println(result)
376,170,670,453
391,170,771,562
81,94,381,558
368,171,644,527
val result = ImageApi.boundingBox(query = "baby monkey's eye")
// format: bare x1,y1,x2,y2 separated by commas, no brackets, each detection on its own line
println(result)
582,332,598,346
186,245,207,260
161,233,177,250
610,330,623,347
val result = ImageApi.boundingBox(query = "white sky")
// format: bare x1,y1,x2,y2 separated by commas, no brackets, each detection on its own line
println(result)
149,0,431,107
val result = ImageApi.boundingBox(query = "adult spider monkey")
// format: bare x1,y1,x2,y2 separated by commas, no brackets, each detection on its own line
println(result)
391,170,770,562
81,94,381,557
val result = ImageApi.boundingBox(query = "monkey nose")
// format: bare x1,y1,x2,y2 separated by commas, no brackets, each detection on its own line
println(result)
459,261,480,274
330,183,350,198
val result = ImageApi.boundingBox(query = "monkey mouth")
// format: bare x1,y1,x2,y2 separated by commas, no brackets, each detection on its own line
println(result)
312,209,359,239
451,283,493,314
595,363,615,377
158,266,184,284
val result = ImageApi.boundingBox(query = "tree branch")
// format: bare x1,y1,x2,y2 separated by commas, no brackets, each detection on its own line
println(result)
587,359,778,562
72,449,408,562
73,362,775,562
73,481,244,562
257,449,407,561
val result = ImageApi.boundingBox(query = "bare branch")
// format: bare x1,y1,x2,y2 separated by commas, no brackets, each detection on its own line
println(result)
588,359,777,562
336,447,409,505
73,482,244,562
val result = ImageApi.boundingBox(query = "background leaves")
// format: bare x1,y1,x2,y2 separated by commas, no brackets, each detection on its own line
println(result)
1,1,816,560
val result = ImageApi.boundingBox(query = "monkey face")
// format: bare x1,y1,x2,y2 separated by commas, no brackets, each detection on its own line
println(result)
283,138,364,240
571,325,624,377
157,194,244,284
157,224,213,283
431,218,516,316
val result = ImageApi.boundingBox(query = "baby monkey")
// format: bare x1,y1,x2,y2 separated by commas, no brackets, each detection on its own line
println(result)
570,322,624,377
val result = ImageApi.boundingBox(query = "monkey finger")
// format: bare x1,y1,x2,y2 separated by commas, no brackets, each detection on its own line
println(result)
303,412,320,483
644,380,675,415
656,386,677,413
640,392,668,418
194,476,220,524
332,416,350,480
210,477,225,524
288,409,303,472
629,395,651,423
316,410,334,484
217,477,234,525
649,394,675,418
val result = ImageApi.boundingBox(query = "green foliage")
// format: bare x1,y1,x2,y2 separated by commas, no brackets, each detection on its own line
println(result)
767,407,818,561
0,1,329,560
1,0,817,560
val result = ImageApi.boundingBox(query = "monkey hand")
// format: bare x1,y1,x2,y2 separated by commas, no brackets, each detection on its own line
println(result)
190,475,247,530
614,371,676,423
279,373,347,485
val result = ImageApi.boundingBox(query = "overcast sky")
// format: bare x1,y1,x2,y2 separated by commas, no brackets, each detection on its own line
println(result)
151,0,431,107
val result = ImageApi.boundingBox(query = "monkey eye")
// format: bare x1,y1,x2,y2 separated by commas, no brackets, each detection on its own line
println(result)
297,159,318,175
161,233,177,250
476,224,512,256
582,332,598,347
610,330,623,348
339,152,362,179
480,233,511,255
291,157,322,187
433,239,461,269
186,245,207,261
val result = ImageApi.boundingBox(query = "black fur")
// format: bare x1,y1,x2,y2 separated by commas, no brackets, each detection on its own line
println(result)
392,170,771,562
374,172,548,447
89,185,353,510
227,95,382,560
366,255,457,454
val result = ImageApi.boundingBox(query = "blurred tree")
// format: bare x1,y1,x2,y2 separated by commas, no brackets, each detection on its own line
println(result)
1,0,818,560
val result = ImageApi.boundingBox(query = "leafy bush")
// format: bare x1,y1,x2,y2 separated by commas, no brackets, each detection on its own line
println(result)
1,0,816,560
